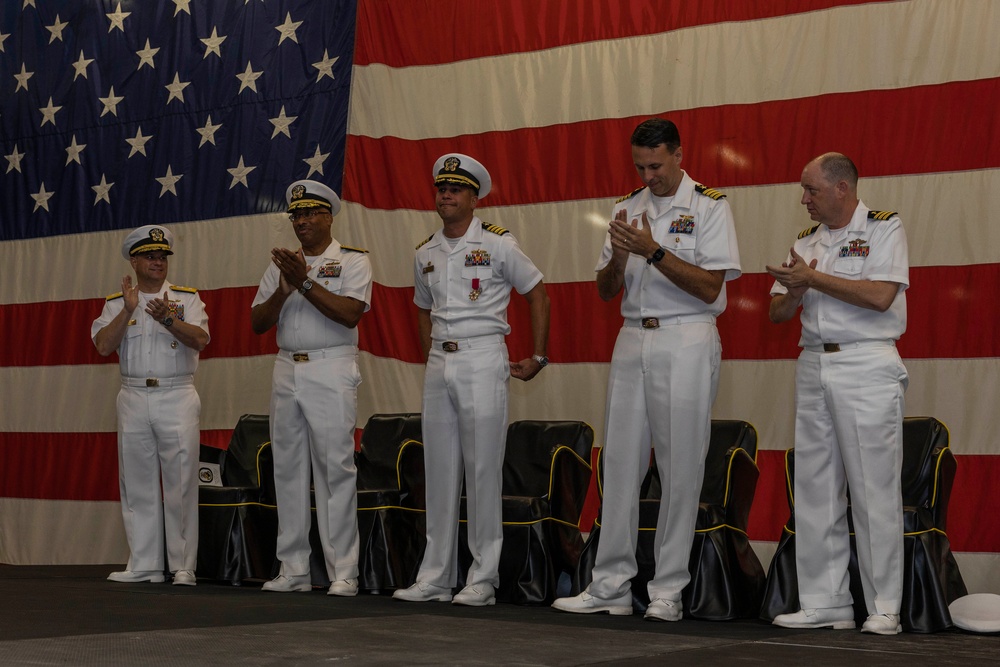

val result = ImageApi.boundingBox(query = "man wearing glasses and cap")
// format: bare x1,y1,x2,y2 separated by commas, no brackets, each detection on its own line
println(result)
92,225,210,586
251,179,373,596
393,153,550,607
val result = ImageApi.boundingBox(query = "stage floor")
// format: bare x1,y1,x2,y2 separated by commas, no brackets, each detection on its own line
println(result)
0,565,996,666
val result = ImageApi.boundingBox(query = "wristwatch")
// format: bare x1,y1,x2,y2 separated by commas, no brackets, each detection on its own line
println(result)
298,278,314,295
647,246,666,265
161,316,174,328
532,354,549,368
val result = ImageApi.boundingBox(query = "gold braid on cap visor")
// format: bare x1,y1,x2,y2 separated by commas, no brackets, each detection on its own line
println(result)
435,174,479,190
130,242,171,255
288,198,332,211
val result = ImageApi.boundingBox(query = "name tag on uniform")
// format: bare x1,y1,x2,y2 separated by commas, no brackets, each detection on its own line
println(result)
422,262,435,274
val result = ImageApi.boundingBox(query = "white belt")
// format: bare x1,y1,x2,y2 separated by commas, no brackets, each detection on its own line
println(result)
623,314,715,329
279,346,357,362
432,333,504,352
803,340,895,353
122,375,193,388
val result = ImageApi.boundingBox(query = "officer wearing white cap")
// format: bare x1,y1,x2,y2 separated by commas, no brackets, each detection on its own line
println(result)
251,179,372,596
393,153,550,606
91,225,210,587
553,118,741,620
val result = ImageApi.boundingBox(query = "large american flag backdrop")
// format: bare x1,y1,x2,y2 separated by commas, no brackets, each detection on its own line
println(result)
1,0,997,592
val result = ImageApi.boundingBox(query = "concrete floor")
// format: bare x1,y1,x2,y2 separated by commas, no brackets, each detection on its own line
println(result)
1,566,997,666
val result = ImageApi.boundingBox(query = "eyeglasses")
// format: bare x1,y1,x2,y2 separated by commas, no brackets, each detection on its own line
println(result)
136,253,169,262
288,208,330,223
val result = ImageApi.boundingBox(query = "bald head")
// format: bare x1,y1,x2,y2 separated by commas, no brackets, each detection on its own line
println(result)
813,152,859,191
800,152,860,229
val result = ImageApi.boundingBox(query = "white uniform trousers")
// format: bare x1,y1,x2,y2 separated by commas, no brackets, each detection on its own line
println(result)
270,348,361,580
417,335,508,589
793,343,907,615
589,321,720,602
116,382,200,573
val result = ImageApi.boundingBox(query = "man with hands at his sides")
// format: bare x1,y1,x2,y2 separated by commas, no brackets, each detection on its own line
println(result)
92,225,209,587
393,153,550,607
767,153,909,635
251,179,373,596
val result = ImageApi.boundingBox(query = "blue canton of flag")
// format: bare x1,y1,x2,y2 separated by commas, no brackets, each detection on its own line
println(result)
0,0,356,241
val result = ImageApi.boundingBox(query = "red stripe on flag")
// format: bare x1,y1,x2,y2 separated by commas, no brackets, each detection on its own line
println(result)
344,79,1000,210
4,265,999,367
354,0,881,67
3,433,994,552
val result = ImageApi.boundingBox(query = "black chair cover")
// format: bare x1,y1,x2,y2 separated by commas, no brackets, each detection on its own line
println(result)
759,417,967,632
575,419,766,619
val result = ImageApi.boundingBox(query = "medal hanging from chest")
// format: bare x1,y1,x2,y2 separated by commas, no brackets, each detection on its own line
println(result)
469,278,481,301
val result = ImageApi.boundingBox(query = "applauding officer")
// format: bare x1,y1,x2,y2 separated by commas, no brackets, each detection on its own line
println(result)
92,225,210,587
252,180,373,596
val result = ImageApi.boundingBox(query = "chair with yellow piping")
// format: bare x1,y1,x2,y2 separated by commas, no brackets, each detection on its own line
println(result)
197,414,278,584
353,413,424,592
574,419,766,619
759,416,967,632
458,420,595,604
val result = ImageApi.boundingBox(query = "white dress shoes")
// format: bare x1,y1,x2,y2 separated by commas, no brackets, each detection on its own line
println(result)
644,598,682,622
452,583,496,606
861,613,902,635
172,570,197,586
551,589,633,615
392,581,454,602
772,606,856,629
262,573,312,592
107,570,165,583
327,578,359,597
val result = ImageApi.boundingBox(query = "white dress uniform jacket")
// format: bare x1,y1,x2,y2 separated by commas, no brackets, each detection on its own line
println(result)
412,218,542,589
770,202,909,616
91,281,209,574
588,171,741,604
252,239,373,583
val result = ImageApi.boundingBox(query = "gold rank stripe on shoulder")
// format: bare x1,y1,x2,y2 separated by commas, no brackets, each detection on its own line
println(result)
106,292,123,301
415,233,434,250
797,225,819,239
481,222,509,236
868,210,899,221
341,244,369,253
694,184,726,200
615,186,645,203
170,285,198,294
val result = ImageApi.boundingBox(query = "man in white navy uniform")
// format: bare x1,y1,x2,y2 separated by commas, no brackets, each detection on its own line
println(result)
767,153,909,635
553,118,741,620
251,179,373,596
92,225,210,587
393,153,551,607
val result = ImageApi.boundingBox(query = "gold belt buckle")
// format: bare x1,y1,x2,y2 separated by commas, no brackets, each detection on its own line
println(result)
292,353,310,362
442,341,459,352
823,343,841,353
146,378,159,387
641,318,660,329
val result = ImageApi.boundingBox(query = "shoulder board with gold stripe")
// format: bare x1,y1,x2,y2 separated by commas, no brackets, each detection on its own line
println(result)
694,184,726,200
340,244,369,253
106,292,123,301
615,186,645,203
415,234,434,250
797,225,819,239
867,210,898,221
481,222,509,236
170,285,198,294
